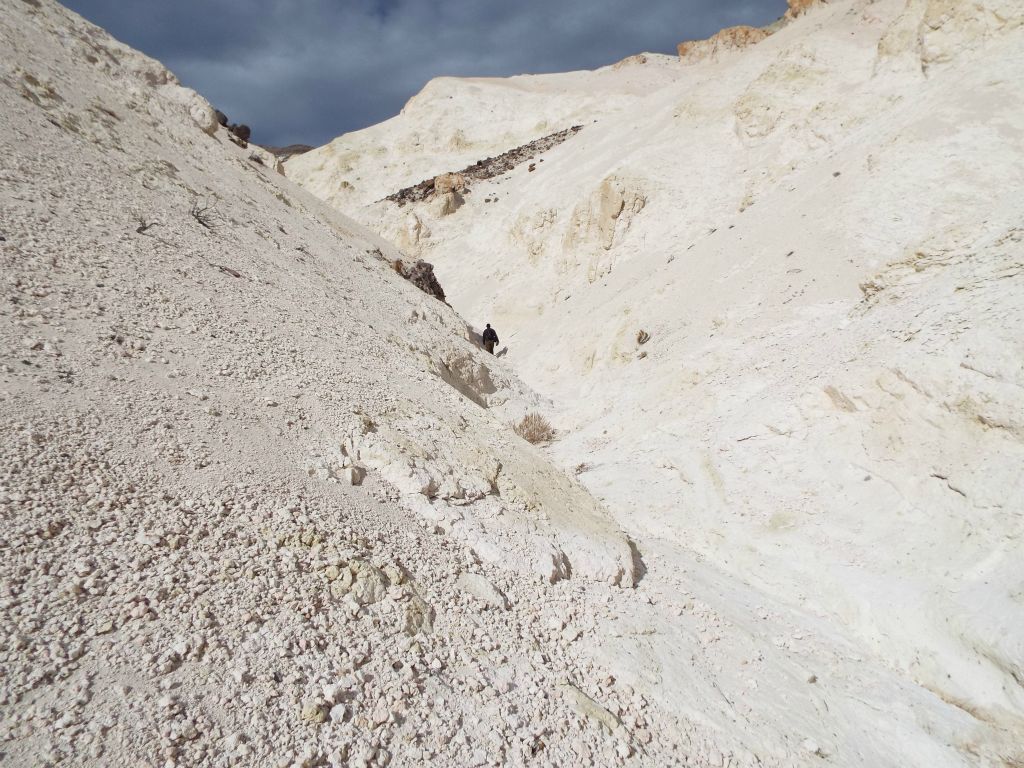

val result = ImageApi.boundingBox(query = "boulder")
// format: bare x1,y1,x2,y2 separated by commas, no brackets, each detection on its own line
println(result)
157,85,218,136
326,559,389,605
226,123,251,147
559,684,624,734
246,145,285,175
299,701,328,725
433,172,465,194
457,572,510,610
188,99,218,136
431,173,466,216
433,190,464,217
403,595,434,635
348,560,389,605
229,123,251,142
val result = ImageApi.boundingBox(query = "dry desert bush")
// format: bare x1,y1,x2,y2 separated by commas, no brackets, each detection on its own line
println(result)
513,412,555,444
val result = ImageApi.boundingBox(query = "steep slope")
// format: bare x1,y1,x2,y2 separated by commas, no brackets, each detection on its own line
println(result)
0,2,717,766
290,0,1024,764
287,54,684,214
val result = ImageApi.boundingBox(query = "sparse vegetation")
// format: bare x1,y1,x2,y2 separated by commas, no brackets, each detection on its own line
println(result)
513,412,555,444
189,198,222,230
213,264,242,278
134,214,159,234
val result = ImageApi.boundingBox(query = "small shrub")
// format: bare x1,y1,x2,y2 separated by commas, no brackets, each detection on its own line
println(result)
513,412,555,444
189,198,221,230
134,214,159,234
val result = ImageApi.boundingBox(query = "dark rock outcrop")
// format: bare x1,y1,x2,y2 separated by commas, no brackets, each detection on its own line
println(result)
228,123,251,145
382,125,583,207
213,107,252,147
394,259,446,302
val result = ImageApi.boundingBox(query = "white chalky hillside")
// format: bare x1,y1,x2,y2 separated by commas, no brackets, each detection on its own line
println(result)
290,0,1024,765
0,1,726,766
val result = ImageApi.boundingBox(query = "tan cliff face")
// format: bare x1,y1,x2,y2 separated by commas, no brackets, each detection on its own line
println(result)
786,0,824,19
676,25,769,63
675,0,826,62
875,0,1024,73
677,0,1023,69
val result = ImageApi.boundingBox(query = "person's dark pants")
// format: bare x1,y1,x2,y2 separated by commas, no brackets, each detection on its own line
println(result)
484,341,495,354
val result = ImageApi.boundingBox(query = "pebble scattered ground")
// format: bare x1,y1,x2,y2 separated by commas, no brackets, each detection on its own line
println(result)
0,3,720,766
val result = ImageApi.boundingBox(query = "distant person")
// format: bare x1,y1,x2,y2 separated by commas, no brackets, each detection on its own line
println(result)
482,323,499,354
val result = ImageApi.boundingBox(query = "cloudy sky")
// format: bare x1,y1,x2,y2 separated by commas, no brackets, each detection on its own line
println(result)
63,0,787,147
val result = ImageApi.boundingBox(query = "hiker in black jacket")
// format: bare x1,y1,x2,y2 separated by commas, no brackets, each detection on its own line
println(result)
481,323,499,354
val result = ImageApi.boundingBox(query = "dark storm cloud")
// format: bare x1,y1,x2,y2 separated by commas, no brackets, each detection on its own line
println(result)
61,0,787,147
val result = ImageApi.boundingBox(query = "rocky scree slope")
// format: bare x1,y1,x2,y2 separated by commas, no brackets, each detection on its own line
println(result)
382,125,583,207
0,2,710,767
290,0,1024,764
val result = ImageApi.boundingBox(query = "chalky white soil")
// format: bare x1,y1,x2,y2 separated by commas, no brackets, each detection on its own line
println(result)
290,0,1024,766
1,1,668,766
2,0,1023,766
